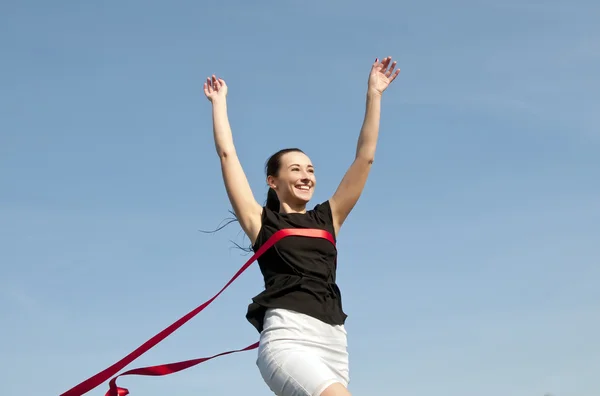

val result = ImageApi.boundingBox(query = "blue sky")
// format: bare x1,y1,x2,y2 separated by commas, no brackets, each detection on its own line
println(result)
1,1,599,395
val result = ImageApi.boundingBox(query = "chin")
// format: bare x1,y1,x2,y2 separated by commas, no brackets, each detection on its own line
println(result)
299,197,312,205
292,193,313,205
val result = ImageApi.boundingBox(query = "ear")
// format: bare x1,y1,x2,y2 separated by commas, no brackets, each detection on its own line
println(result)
267,175,277,189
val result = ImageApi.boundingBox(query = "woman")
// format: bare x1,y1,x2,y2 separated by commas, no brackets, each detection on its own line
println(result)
203,57,400,396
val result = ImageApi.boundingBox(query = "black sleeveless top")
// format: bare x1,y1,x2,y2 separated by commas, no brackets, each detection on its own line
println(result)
245,200,348,333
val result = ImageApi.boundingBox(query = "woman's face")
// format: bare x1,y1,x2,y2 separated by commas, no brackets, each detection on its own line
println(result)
268,151,316,206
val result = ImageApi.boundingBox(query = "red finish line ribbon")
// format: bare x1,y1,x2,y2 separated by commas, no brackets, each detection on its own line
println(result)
60,228,336,396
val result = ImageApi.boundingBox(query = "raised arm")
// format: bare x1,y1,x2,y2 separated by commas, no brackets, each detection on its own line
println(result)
329,57,400,235
204,75,263,244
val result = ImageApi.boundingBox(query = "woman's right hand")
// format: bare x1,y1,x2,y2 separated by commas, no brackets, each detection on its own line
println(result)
204,75,228,102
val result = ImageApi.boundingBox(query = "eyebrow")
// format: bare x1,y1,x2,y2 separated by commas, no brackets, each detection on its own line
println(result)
288,164,314,168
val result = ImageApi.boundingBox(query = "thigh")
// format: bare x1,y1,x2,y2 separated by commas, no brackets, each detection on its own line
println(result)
258,346,343,396
320,382,352,396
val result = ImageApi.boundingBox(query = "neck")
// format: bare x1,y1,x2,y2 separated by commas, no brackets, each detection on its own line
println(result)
279,201,307,214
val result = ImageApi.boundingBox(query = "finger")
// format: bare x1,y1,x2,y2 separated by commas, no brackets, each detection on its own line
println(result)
381,56,391,70
373,57,386,73
389,68,401,83
212,75,219,90
375,57,389,74
206,77,213,93
385,60,398,77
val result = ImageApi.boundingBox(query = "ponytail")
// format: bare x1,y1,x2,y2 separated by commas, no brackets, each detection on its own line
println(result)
264,148,303,213
265,187,280,212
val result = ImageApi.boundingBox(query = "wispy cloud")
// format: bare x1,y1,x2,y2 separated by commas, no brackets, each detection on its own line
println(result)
0,282,39,312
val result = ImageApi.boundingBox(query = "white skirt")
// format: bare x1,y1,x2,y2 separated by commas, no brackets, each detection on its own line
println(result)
256,308,349,396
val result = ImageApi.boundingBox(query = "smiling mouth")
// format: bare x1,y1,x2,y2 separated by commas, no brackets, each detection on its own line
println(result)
295,185,311,191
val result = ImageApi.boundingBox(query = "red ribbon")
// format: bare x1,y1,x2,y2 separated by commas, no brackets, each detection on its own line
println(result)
60,228,336,396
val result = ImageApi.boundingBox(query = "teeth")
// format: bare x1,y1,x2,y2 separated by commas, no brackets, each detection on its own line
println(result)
297,185,310,190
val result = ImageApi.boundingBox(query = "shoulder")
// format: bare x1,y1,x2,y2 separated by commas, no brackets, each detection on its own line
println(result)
309,200,336,239
311,200,333,221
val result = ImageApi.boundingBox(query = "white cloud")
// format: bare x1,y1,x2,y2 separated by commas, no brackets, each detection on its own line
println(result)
0,282,39,312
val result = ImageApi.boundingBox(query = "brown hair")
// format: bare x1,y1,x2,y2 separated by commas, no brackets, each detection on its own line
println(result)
264,148,304,212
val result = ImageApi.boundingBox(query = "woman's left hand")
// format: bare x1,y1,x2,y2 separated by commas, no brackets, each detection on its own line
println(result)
368,56,400,95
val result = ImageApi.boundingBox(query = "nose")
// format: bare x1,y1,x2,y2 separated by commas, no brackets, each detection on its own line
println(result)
299,169,310,179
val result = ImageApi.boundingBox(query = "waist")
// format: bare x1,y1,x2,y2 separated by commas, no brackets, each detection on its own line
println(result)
261,308,347,341
266,274,339,294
